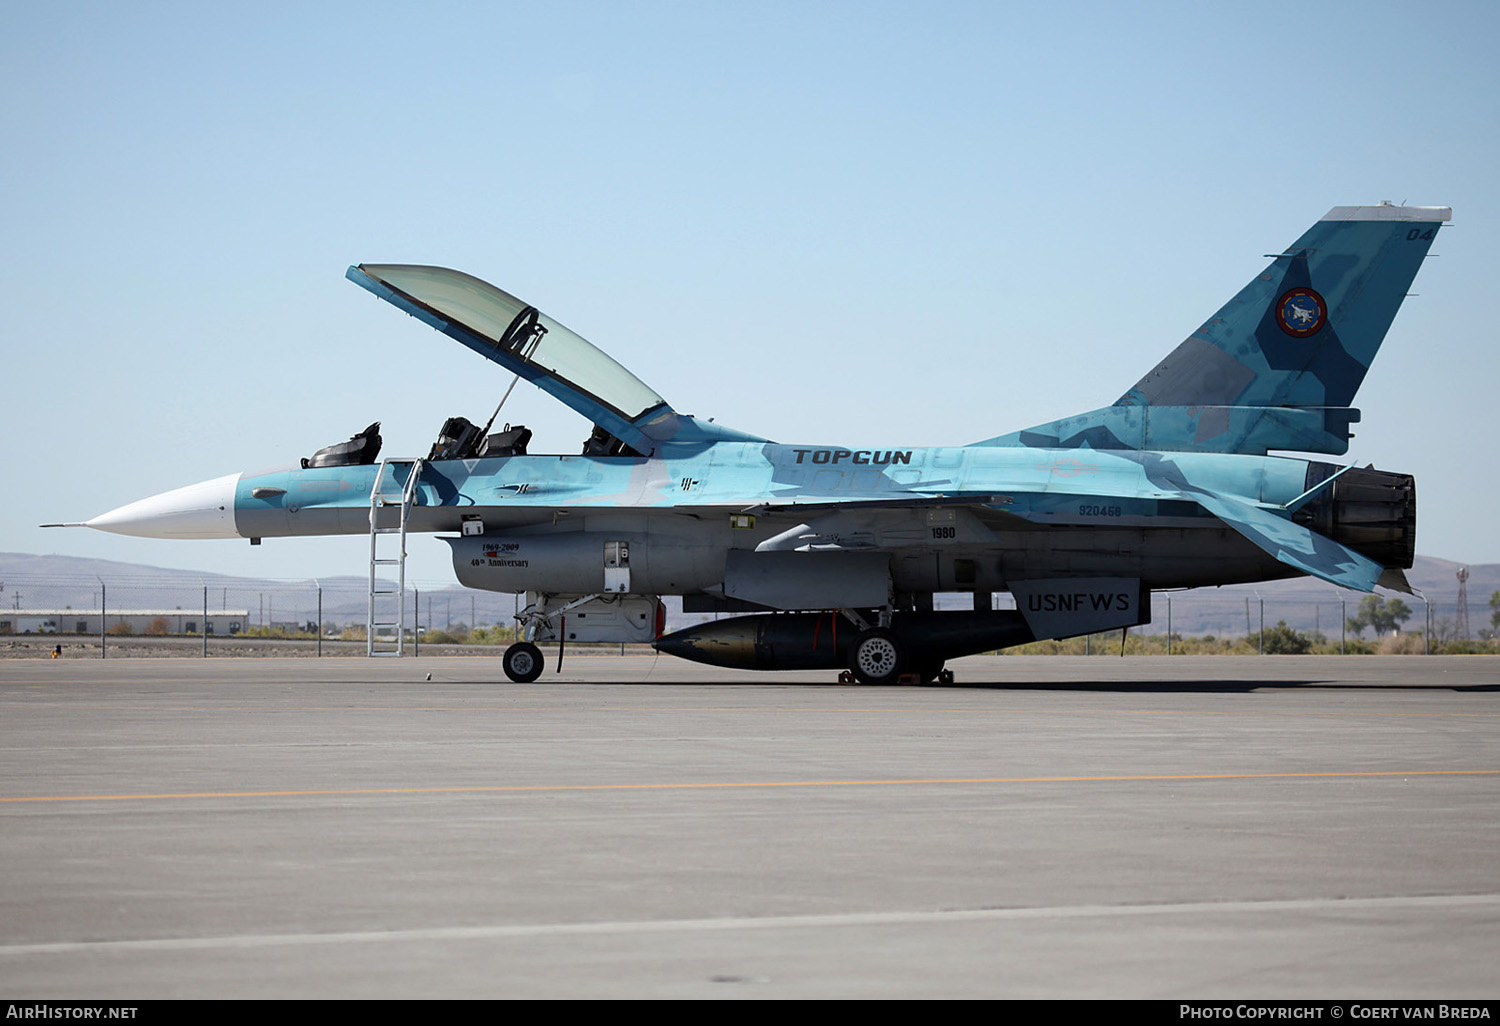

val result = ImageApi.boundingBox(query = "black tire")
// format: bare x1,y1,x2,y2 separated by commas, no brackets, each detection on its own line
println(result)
502,641,545,683
848,628,905,685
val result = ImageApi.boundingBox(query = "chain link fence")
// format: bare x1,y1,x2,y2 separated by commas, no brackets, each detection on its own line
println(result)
987,589,1496,655
1,572,1495,657
0,573,524,658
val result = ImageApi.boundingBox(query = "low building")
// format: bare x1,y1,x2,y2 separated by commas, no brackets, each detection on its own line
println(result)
0,610,250,635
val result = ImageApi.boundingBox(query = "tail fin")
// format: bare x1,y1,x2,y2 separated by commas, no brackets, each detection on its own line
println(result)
977,203,1450,454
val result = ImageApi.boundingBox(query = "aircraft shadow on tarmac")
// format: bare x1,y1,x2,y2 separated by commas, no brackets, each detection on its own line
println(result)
932,680,1500,693
424,674,1500,694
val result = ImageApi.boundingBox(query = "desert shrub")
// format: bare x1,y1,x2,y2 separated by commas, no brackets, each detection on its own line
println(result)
468,625,518,645
1261,620,1312,654
1378,633,1427,655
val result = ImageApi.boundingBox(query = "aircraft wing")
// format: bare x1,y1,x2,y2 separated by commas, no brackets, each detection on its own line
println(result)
746,454,1386,591
755,492,1384,591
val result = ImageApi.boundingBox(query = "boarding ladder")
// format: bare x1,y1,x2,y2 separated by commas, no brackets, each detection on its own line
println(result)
367,457,423,656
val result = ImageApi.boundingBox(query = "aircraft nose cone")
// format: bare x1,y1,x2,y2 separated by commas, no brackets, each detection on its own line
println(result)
85,474,242,539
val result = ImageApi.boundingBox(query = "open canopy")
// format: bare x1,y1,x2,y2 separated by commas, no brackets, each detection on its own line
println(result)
348,264,673,453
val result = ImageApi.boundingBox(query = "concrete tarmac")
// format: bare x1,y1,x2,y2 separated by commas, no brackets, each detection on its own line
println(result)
0,655,1496,999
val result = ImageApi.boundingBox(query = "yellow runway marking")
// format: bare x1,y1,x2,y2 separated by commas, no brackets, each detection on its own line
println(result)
4,769,1497,803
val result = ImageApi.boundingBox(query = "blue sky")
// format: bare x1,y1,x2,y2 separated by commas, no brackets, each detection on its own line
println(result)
4,0,1497,583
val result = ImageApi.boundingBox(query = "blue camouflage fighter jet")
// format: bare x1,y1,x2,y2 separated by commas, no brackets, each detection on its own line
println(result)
70,203,1450,683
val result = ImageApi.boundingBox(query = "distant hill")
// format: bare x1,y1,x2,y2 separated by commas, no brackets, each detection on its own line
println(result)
3,552,1495,639
0,552,512,631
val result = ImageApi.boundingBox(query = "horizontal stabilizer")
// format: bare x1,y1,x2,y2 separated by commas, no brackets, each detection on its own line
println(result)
1190,491,1383,591
1376,567,1418,596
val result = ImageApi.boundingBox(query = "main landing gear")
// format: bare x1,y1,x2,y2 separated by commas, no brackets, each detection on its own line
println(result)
848,627,903,685
845,624,953,686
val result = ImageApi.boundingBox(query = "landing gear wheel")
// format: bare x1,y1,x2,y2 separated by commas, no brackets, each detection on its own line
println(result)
502,642,544,683
848,628,905,685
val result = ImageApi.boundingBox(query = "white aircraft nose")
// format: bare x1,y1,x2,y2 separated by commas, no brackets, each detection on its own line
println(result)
85,474,242,539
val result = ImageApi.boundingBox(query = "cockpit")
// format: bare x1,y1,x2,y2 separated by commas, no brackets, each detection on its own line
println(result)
300,414,641,470
350,264,667,449
298,263,765,468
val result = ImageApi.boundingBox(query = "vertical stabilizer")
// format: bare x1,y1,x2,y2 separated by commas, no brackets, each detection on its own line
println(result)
976,203,1450,454
1118,203,1450,410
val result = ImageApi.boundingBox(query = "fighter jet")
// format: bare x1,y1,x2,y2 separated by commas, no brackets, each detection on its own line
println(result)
65,203,1449,683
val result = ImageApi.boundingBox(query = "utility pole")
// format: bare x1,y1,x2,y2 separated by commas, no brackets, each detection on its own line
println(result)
1456,567,1471,640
